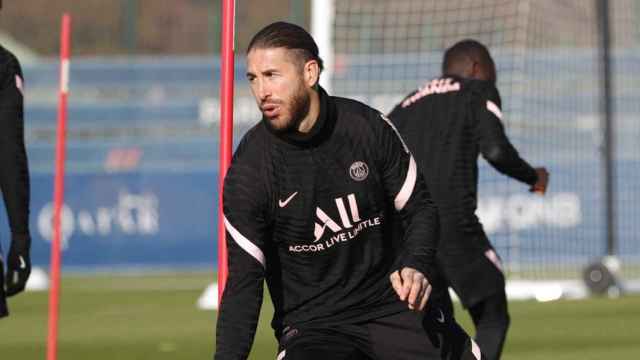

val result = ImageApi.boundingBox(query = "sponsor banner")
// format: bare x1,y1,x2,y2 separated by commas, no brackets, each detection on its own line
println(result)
0,161,638,269
0,172,218,269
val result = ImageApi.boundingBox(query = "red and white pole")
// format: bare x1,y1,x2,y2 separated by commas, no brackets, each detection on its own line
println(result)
217,0,235,306
47,13,71,360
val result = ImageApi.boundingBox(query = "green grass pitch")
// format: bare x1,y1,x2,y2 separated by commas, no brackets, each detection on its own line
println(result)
2,272,639,359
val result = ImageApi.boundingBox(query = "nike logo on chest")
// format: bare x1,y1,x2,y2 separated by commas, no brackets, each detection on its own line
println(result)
279,192,299,208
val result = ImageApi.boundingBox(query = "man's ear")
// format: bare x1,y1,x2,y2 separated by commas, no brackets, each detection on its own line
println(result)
303,60,320,88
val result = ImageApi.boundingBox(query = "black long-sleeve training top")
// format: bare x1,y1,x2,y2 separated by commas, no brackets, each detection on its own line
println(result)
388,76,537,250
0,45,30,239
215,87,438,359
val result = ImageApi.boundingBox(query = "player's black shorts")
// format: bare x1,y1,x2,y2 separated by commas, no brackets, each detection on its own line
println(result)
437,234,506,308
275,305,484,360
0,248,8,318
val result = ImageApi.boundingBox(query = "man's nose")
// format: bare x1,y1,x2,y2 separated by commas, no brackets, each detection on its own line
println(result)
256,80,270,101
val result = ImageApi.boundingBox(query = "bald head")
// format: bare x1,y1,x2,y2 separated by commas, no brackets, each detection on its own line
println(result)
442,39,496,83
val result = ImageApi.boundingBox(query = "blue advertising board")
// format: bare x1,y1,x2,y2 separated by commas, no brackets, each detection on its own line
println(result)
0,172,219,270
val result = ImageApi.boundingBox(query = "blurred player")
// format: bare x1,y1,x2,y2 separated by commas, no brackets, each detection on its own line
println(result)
388,39,549,360
0,0,32,319
215,22,484,360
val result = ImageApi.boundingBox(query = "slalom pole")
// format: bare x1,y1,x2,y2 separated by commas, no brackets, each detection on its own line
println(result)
46,13,71,360
217,0,235,305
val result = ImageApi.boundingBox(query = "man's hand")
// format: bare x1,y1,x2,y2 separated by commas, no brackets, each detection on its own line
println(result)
5,233,31,297
530,167,549,195
390,267,432,311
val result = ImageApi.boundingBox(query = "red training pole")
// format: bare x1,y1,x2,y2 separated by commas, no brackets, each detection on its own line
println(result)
217,0,235,306
47,13,71,360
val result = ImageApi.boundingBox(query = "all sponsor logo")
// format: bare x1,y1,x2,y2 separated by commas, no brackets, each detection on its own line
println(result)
288,193,382,253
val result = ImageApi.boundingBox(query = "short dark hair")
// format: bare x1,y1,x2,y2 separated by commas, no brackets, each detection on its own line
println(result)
442,39,495,80
247,21,324,73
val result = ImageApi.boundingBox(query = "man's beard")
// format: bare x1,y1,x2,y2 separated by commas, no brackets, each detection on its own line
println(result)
264,85,311,134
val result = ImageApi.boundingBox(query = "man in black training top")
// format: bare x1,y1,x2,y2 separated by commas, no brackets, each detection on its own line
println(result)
388,39,549,360
214,22,484,360
0,0,32,319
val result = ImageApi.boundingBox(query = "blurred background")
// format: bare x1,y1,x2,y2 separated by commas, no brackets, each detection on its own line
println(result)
0,0,310,270
0,0,639,359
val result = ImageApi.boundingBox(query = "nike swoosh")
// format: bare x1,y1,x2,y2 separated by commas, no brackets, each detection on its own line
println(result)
436,309,445,324
278,192,299,208
19,256,26,269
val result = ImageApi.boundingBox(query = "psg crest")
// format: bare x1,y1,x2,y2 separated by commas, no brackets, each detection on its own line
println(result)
349,161,369,181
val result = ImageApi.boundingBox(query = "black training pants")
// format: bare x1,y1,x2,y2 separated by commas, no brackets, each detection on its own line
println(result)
276,306,484,360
